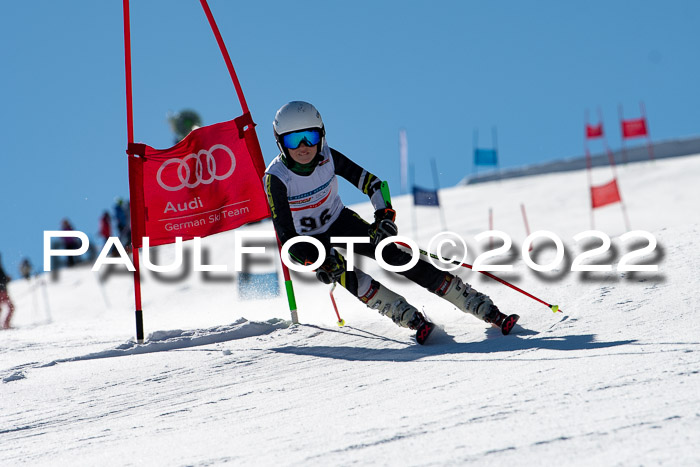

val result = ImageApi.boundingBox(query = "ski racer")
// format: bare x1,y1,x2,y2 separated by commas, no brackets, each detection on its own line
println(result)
263,101,517,343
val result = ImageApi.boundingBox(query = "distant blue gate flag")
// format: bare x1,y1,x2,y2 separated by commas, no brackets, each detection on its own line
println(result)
474,148,498,166
413,186,440,206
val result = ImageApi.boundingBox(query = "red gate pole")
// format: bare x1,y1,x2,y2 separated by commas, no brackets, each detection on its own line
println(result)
199,0,249,113
199,0,299,324
520,203,533,252
122,0,144,343
618,104,629,164
584,116,595,230
641,101,654,161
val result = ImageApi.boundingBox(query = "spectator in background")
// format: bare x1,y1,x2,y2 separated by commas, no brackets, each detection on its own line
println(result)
19,258,32,280
0,253,15,329
99,211,117,256
61,218,80,267
114,198,127,234
99,211,112,244
114,198,130,247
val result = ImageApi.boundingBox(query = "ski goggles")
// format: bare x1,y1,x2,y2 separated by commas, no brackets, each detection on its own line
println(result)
281,129,322,149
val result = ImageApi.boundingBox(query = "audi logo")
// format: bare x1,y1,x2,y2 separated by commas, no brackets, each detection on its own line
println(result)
156,144,236,191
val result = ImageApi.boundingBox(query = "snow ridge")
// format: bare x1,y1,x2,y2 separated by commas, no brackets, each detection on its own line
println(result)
41,318,292,365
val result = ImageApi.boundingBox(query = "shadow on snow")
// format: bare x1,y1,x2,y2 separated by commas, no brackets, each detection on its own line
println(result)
270,324,637,362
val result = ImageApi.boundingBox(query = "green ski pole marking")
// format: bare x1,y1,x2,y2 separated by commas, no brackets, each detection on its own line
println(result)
284,280,297,311
380,181,392,208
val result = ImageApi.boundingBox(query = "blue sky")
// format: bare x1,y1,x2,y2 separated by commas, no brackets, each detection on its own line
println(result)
1,0,699,273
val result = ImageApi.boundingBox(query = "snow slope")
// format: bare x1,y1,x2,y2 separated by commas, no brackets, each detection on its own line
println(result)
2,155,700,466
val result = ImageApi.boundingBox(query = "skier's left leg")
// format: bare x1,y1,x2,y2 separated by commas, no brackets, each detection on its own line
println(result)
433,274,508,326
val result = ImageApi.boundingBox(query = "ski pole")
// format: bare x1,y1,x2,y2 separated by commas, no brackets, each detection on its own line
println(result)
377,181,561,313
329,282,346,326
395,241,562,313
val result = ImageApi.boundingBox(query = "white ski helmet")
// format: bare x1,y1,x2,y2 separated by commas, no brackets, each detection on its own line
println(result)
273,101,325,153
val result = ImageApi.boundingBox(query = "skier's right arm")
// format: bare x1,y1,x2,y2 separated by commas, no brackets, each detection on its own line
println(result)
264,173,319,265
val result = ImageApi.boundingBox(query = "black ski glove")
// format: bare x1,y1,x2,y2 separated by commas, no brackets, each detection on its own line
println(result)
315,250,346,284
369,208,398,246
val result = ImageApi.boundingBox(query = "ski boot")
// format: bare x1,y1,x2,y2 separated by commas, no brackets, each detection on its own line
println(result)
361,281,434,344
362,281,419,328
439,275,518,335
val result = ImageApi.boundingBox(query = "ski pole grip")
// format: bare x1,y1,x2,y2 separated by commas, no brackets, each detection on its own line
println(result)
380,181,392,209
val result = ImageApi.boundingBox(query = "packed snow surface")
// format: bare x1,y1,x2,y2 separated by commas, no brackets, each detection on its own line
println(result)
2,155,699,466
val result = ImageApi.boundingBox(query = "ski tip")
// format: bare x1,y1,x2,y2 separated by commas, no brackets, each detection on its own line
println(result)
501,314,520,335
415,321,435,345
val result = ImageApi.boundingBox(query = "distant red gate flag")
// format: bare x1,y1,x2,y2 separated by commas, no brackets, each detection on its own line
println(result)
590,178,622,209
586,123,603,139
127,114,269,248
621,118,648,139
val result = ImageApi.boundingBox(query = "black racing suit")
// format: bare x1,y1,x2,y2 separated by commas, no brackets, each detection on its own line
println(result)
264,147,447,299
